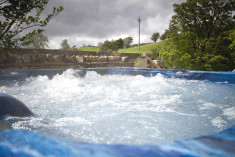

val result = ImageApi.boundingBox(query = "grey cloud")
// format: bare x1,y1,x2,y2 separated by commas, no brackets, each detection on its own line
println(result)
41,0,185,48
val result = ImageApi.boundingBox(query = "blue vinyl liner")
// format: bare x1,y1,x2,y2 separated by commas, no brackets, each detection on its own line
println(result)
0,68,234,83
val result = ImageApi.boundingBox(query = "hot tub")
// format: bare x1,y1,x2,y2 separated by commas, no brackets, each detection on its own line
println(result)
0,68,235,156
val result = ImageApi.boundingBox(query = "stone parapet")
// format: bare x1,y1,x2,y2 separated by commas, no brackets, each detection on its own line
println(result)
0,48,140,69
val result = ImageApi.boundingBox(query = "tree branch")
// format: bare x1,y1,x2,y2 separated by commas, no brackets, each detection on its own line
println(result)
0,17,18,40
0,0,8,6
0,3,39,40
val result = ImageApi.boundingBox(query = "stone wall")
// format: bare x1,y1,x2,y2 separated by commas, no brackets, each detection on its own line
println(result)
0,48,140,69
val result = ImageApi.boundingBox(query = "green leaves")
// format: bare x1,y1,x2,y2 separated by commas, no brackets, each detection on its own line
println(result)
99,37,133,52
151,32,160,43
228,29,235,50
123,37,133,48
160,0,235,71
20,30,49,49
0,0,63,49
60,39,70,50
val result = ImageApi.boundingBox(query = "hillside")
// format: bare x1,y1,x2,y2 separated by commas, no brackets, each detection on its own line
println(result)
78,47,99,51
118,42,163,54
78,42,164,54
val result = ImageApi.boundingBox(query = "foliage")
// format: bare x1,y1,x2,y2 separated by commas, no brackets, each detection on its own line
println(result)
97,42,103,47
113,38,123,49
228,29,235,50
70,45,78,51
151,32,160,42
99,37,133,52
149,41,165,60
160,29,170,40
82,44,94,47
0,0,63,49
21,30,48,49
134,57,142,68
160,0,235,71
123,37,133,48
60,39,70,50
99,39,120,52
99,40,115,52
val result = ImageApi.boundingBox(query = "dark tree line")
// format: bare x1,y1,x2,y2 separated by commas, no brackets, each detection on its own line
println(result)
99,37,133,52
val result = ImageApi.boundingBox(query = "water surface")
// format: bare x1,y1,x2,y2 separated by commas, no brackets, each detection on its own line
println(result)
1,69,235,144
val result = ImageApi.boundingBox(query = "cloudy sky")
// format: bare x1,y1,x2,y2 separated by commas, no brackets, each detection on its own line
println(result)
43,0,185,49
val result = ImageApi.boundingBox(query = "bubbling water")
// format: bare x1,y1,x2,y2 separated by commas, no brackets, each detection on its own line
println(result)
1,69,235,144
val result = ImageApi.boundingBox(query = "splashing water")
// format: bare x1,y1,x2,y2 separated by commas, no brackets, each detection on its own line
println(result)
1,69,235,144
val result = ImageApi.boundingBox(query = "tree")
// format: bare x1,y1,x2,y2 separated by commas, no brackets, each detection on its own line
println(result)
60,39,70,50
97,42,103,47
160,30,170,40
123,37,133,48
0,0,63,49
87,44,93,47
151,32,160,42
228,29,235,50
99,39,123,52
113,38,123,49
99,40,113,52
70,45,78,51
160,0,235,71
99,37,132,52
21,30,49,49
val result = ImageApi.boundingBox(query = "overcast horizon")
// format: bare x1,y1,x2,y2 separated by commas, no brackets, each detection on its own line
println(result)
43,0,186,49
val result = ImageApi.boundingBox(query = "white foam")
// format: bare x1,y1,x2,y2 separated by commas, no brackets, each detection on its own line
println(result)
55,117,92,126
200,103,217,110
1,69,235,144
211,117,227,128
223,107,235,120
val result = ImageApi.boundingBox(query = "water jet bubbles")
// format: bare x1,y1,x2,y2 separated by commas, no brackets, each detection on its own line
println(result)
85,71,102,80
223,106,235,120
1,72,235,144
211,117,227,128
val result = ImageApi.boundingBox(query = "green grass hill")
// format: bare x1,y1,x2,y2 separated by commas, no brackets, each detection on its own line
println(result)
78,42,163,54
78,47,99,51
118,42,163,54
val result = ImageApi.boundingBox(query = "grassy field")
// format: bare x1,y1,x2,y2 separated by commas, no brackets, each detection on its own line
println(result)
118,42,163,54
78,42,163,54
78,47,99,51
